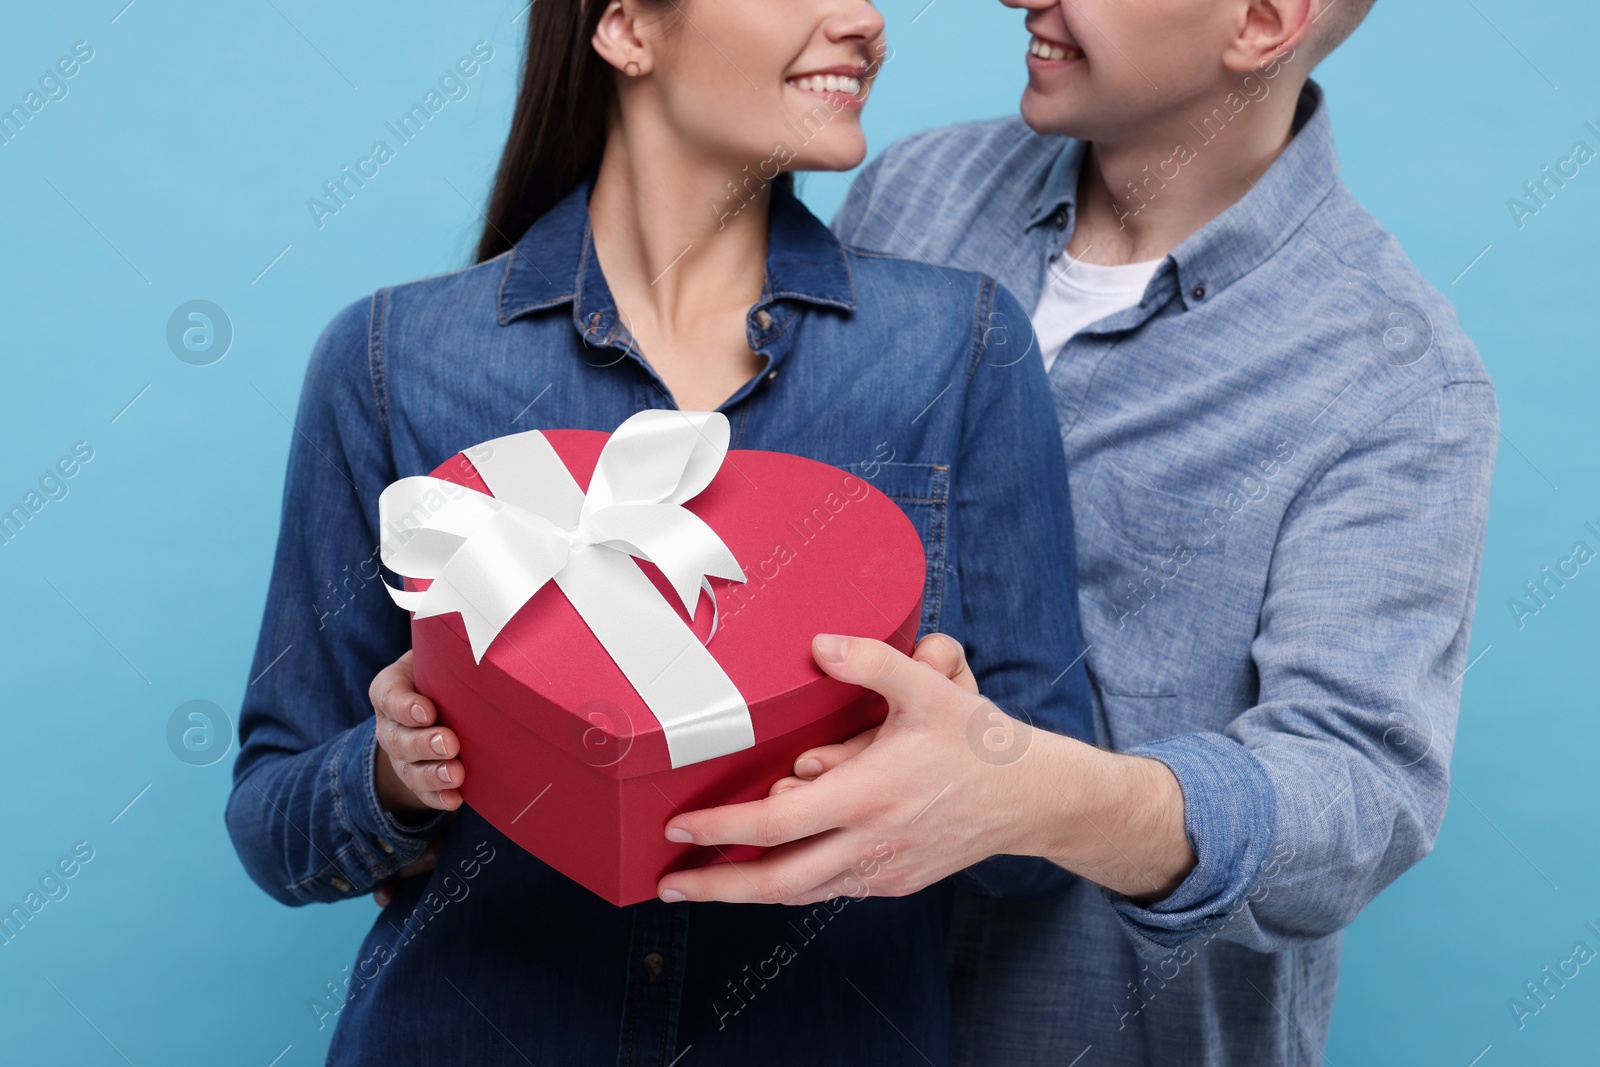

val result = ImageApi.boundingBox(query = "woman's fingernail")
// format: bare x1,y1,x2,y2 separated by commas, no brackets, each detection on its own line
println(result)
430,732,447,756
660,888,686,903
665,826,693,844
814,634,848,663
795,757,823,777
410,703,428,724
437,764,452,784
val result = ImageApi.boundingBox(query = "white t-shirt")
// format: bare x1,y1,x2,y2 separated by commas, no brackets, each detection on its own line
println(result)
1032,250,1164,372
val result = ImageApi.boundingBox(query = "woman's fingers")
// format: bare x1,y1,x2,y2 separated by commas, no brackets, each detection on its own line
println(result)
394,756,465,802
376,716,460,766
370,649,437,728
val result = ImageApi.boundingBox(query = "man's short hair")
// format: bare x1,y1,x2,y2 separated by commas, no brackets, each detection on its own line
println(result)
1307,0,1376,63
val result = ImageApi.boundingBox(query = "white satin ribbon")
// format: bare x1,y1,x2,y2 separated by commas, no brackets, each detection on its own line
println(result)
378,410,754,768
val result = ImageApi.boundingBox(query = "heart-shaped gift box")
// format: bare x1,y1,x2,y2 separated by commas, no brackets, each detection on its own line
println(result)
383,414,924,905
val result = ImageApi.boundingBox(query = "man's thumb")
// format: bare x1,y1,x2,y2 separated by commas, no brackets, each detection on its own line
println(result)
812,633,926,706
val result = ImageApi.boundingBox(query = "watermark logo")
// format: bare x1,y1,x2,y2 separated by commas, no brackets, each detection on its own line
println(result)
1366,302,1434,367
166,300,233,366
965,701,1033,766
166,700,233,767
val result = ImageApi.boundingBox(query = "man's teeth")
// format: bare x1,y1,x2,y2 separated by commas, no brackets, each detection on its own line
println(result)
790,74,863,96
1029,36,1082,61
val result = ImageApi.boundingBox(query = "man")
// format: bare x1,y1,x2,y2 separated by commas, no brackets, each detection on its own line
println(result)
655,0,1499,1063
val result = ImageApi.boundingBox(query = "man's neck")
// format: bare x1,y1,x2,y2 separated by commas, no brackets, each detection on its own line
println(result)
1066,80,1305,266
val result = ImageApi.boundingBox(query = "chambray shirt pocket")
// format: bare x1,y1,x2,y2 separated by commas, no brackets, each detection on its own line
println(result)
852,460,950,639
1077,459,1231,747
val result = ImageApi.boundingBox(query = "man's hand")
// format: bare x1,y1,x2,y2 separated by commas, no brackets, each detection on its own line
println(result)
657,633,1198,907
657,632,1045,905
370,650,464,815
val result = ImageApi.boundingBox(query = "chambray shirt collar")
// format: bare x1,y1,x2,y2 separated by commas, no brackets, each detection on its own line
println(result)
1026,79,1339,312
497,174,856,337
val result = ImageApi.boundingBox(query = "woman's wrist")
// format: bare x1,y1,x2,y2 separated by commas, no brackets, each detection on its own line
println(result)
374,745,435,819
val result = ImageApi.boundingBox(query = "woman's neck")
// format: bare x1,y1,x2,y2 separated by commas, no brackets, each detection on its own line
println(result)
583,115,773,411
588,123,771,335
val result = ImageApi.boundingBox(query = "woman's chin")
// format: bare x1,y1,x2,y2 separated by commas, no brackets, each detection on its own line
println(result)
790,137,869,174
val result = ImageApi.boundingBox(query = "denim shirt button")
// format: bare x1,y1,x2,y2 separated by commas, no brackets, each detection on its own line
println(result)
1191,284,1207,300
766,369,778,382
1051,207,1069,230
331,876,352,892
377,838,394,854
755,309,775,330
642,951,665,983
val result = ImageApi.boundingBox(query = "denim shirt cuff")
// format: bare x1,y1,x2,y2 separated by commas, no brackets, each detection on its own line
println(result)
337,715,450,874
1103,732,1277,956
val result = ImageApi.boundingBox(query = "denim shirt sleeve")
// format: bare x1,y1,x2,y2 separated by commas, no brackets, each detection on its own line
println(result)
1106,381,1499,955
948,281,1097,898
225,295,446,907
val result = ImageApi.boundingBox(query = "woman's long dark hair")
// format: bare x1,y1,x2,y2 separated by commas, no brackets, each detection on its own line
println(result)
475,0,625,263
476,0,793,264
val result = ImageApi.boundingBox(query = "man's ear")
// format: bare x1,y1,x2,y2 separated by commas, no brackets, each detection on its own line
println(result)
592,0,652,76
1224,0,1317,73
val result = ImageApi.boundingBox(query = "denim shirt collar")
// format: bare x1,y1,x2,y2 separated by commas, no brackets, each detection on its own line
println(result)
1026,78,1339,312
496,174,856,338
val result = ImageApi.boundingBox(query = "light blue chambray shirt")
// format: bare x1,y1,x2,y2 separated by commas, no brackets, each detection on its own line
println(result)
833,80,1499,1066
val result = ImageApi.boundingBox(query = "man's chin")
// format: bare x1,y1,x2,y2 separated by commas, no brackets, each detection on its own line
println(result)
1018,89,1086,139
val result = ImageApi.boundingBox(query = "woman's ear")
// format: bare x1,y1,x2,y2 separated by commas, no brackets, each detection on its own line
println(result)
592,0,651,77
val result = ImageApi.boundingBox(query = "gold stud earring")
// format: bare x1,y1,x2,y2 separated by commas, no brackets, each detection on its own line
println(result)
624,61,641,77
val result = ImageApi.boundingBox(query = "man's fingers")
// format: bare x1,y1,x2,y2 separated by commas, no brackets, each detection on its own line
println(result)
665,781,841,850
812,634,952,723
791,727,878,780
658,834,857,905
911,633,979,695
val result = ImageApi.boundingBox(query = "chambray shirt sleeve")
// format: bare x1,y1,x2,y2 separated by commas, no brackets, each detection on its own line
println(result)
225,295,446,907
1107,380,1498,955
950,281,1097,898
830,151,887,247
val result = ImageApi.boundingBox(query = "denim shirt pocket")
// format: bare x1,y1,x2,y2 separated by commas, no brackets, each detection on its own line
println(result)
852,460,949,638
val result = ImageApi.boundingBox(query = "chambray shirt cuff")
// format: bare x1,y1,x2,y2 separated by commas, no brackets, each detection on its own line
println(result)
337,715,450,872
1104,732,1277,955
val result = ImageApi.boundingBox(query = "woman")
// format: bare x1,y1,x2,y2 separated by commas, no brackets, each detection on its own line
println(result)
226,1,1094,1063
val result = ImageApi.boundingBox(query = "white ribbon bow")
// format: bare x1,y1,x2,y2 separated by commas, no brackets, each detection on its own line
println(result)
378,410,754,768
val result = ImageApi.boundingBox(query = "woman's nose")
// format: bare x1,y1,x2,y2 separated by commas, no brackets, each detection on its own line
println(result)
825,0,887,45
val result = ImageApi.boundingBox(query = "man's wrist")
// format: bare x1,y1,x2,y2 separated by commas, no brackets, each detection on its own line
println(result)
1014,730,1197,903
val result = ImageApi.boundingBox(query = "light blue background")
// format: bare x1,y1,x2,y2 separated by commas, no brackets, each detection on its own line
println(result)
1,1,1594,1063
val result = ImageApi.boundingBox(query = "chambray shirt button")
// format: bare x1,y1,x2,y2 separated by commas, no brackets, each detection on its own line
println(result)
1192,285,1207,301
755,309,774,330
377,838,394,854
331,876,352,892
1051,207,1069,230
766,369,778,382
643,951,665,982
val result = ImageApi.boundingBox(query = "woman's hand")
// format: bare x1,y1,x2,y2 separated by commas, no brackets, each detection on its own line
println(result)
369,650,465,816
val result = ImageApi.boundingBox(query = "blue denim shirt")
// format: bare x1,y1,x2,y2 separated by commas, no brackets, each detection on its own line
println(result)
226,176,1095,1065
834,80,1498,1065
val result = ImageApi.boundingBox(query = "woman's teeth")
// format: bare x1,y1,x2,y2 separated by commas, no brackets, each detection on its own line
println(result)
790,74,863,96
1029,35,1083,61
